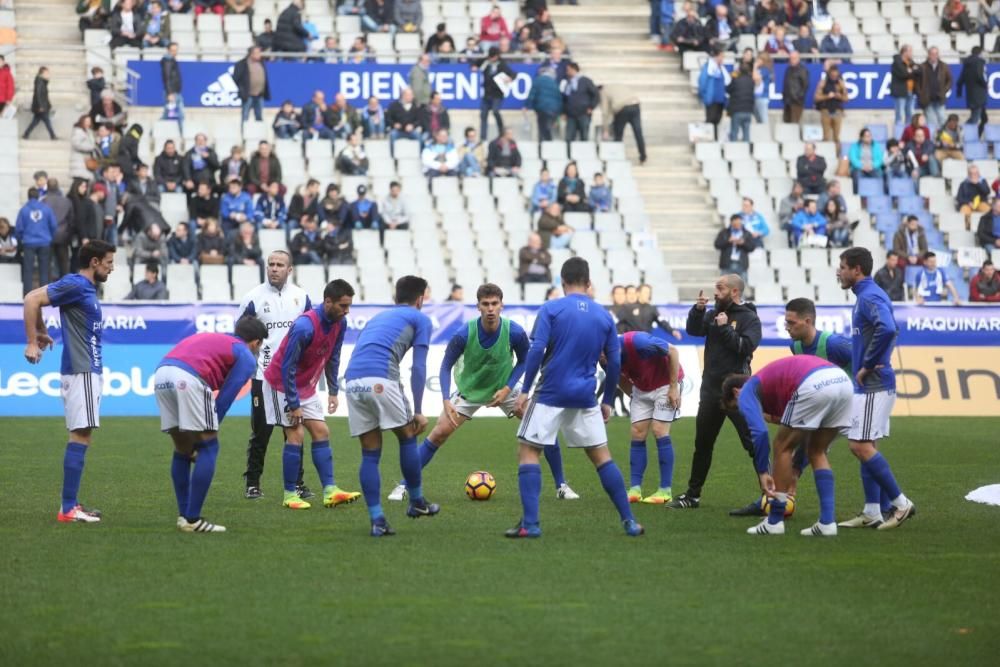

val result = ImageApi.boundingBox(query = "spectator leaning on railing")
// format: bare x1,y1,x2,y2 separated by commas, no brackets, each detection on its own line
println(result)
874,250,906,302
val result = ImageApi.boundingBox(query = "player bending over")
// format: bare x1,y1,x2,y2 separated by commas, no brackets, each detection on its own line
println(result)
615,330,683,505
263,279,361,510
154,316,267,532
387,283,579,502
23,240,116,523
723,355,852,536
508,258,643,538
344,275,440,537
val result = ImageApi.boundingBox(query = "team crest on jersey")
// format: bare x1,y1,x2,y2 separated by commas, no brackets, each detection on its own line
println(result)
262,303,271,313
578,301,588,312
373,383,384,395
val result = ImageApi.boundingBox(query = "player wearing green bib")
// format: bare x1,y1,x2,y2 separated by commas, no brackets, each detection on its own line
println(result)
387,284,579,501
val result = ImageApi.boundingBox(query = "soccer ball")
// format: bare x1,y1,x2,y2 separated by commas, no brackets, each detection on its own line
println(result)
465,471,497,501
760,493,796,517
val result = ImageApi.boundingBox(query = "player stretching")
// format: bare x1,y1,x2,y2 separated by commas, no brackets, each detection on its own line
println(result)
345,276,440,537
23,240,116,523
509,258,643,538
722,355,852,536
836,247,916,530
154,316,267,532
238,250,312,500
263,280,361,510
617,330,683,505
387,283,579,502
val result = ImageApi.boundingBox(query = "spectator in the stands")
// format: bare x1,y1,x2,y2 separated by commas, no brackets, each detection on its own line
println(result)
0,57,12,115
347,35,377,63
0,217,16,264
698,49,729,141
339,0,365,16
976,197,1000,252
347,185,382,231
220,179,255,236
459,126,485,177
229,222,265,280
817,179,846,213
823,198,851,248
256,18,276,51
970,260,1000,302
728,0,753,34
23,67,55,140
44,180,73,278
233,46,270,123
979,0,1000,33
182,133,219,192
419,91,450,144
588,173,612,213
941,0,974,33
935,113,964,161
246,141,281,195
957,164,991,218
915,251,962,305
394,0,423,33
778,181,805,246
72,181,105,248
526,66,562,142
332,95,361,135
790,199,827,247
486,127,522,177
194,0,225,15
796,142,827,195
188,181,219,229
220,145,248,185
754,0,785,33
891,44,920,125
792,24,818,55
167,222,197,264
531,168,556,213
478,47,515,140
161,43,183,95
814,65,848,149
820,21,852,58
275,0,310,53
785,0,812,27
512,23,533,52
958,46,988,135
162,93,185,135
363,0,394,33
132,223,168,270
892,215,928,267
288,178,321,226
197,218,226,264
409,53,432,106
426,22,455,53
421,128,460,177
322,210,354,264
125,262,168,300
381,181,411,231
557,162,589,213
350,97,382,140
301,89,336,141
128,163,160,207
255,180,288,230
387,87,422,144
518,232,552,283
726,64,755,143
479,4,511,52
86,66,106,110
764,25,794,55
899,112,927,144
541,41,568,82
704,3,738,52
77,0,112,32
273,100,302,139
227,0,255,20
537,202,573,249
445,284,463,302
714,215,756,282
337,132,370,175
917,47,951,129
290,215,324,265
318,183,348,229
874,250,906,302
885,138,917,180
529,9,557,52
154,140,183,193
738,197,769,239
906,127,939,178
782,51,809,124
91,89,127,133
753,52,773,125
143,1,170,48
70,115,97,183
848,128,885,192
461,36,485,63
319,36,342,63
109,0,145,49
671,3,706,54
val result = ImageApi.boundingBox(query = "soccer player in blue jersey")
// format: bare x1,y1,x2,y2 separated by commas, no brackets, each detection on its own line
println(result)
23,240,116,524
344,275,440,537
509,258,643,538
387,283,579,501
837,247,916,530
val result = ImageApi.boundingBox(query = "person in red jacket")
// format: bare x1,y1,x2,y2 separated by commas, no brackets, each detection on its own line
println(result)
0,55,14,114
970,260,1000,302
479,5,511,51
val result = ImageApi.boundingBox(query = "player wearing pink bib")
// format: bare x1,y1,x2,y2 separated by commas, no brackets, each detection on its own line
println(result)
263,280,361,510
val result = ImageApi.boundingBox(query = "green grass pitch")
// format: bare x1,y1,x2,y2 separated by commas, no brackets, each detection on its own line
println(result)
2,416,999,666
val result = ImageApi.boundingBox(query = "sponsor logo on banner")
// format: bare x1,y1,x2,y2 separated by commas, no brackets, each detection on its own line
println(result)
201,66,240,107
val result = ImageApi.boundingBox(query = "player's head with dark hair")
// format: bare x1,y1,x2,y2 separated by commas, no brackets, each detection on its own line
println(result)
324,278,355,302
27,187,39,200
638,283,653,304
476,282,503,303
477,283,504,327
235,316,268,353
784,297,817,341
395,275,429,307
611,284,626,305
838,246,874,289
560,257,591,290
79,240,116,282
323,279,355,321
785,297,816,321
720,374,751,411
144,262,160,279
923,250,936,261
923,250,938,269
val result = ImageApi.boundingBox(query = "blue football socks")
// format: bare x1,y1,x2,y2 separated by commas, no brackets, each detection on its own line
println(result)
418,438,439,468
61,442,88,513
399,436,423,500
597,460,633,522
814,468,836,525
360,448,383,519
170,451,193,517
862,453,902,507
629,439,647,487
767,492,787,525
310,440,334,488
544,438,566,488
655,435,674,490
186,438,219,521
282,443,301,493
518,463,542,527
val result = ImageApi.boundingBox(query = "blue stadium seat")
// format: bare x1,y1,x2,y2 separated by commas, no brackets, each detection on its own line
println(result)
858,178,884,198
904,265,923,286
964,142,989,160
888,178,915,197
875,213,901,235
962,124,981,143
983,124,1000,143
897,195,925,215
866,125,889,142
865,195,893,214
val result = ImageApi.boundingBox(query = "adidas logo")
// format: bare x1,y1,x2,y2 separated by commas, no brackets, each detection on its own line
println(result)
200,66,241,108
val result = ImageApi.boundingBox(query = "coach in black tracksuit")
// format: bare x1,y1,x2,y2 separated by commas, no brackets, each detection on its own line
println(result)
667,274,761,509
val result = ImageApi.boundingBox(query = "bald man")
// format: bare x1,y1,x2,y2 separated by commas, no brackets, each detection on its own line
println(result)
666,275,762,510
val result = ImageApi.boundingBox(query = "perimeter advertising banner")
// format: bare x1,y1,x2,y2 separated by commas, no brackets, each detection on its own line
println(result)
1,303,997,418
